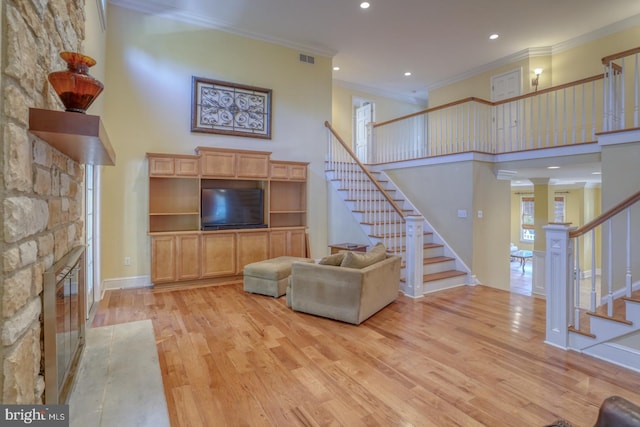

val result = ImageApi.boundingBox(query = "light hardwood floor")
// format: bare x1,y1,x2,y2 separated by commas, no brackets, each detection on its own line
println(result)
92,282,640,426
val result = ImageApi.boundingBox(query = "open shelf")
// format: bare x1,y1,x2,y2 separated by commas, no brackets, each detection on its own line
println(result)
29,108,116,165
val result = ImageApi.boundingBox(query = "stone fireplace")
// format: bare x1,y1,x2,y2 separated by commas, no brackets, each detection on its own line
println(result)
1,0,87,403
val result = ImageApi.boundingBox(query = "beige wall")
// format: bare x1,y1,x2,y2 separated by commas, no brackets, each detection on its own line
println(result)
472,162,511,289
385,162,475,267
384,160,511,288
101,5,332,281
430,25,640,108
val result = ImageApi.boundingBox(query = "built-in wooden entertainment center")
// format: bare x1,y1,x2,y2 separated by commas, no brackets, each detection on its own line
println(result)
147,147,308,285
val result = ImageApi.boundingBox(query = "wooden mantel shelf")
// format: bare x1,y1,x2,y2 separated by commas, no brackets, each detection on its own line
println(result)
28,108,116,166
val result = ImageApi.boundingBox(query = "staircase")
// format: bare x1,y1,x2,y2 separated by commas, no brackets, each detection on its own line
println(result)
545,190,640,372
568,290,640,371
324,122,470,296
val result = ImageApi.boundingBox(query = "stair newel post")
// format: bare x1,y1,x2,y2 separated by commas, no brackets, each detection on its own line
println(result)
404,215,424,298
544,223,576,349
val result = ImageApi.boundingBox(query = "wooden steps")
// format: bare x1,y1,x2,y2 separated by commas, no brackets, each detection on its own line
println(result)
569,288,640,339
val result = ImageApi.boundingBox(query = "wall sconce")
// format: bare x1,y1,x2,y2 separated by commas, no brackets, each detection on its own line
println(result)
532,68,543,91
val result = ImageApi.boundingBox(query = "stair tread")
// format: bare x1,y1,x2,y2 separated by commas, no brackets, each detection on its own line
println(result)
423,270,466,282
587,310,633,325
423,256,455,264
568,325,596,339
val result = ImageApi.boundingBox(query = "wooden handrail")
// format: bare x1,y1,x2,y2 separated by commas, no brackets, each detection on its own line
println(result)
374,74,604,127
493,73,604,105
569,190,640,238
602,46,640,65
324,121,406,219
374,97,492,128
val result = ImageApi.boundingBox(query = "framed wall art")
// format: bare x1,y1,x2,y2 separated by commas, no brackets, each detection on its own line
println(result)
191,77,272,139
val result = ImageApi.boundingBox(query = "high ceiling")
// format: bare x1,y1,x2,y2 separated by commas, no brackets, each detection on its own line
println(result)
109,0,639,185
112,0,640,104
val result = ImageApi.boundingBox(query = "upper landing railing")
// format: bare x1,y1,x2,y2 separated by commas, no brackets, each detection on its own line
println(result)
369,47,640,165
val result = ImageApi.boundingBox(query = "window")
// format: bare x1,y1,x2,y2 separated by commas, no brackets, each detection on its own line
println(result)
553,196,566,222
521,196,535,242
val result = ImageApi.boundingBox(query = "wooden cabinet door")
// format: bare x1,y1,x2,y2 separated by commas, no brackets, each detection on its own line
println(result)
237,232,269,270
288,229,307,258
237,153,269,178
201,151,236,177
269,230,287,258
149,157,175,176
151,236,176,283
176,158,199,176
202,233,236,277
177,235,201,280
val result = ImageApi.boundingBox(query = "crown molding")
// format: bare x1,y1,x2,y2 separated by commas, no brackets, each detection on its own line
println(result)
109,0,337,57
426,47,552,92
553,13,640,54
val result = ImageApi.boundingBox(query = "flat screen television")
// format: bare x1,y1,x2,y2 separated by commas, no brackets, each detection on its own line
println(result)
201,188,265,230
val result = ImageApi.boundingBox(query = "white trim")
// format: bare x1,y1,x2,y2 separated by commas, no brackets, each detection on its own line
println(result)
552,14,640,54
94,167,102,302
96,0,107,31
598,129,640,146
102,275,152,291
335,79,426,106
109,0,336,58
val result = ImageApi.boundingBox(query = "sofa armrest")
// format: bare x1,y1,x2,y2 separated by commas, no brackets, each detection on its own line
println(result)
593,396,640,427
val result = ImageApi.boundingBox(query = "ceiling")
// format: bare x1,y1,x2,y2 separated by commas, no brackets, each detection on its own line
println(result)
109,0,638,185
112,0,640,104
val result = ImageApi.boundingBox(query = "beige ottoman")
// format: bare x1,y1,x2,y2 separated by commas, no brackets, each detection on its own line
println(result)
243,256,312,297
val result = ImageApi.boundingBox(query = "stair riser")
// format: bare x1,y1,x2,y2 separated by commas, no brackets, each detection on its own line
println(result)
424,246,444,258
587,317,635,344
422,276,466,294
424,260,457,275
625,300,640,324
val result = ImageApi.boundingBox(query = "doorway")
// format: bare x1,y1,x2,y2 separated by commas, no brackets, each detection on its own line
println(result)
491,68,521,152
353,98,374,163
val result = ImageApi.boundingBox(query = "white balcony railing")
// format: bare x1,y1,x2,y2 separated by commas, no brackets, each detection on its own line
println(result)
370,47,640,165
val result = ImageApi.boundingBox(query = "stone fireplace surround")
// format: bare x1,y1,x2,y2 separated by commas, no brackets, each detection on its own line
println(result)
1,0,87,403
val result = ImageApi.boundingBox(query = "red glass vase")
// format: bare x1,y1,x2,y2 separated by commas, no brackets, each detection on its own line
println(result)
48,52,104,114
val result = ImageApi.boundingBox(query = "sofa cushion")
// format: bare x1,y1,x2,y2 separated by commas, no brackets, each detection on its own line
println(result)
318,252,345,266
340,243,386,269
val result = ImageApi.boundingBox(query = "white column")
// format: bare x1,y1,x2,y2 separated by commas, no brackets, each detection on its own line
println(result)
404,215,424,298
544,224,576,349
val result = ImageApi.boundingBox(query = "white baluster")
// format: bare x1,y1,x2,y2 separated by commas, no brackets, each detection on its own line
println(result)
635,53,639,128
621,57,626,128
626,207,632,297
574,236,581,330
590,229,597,312
607,219,613,317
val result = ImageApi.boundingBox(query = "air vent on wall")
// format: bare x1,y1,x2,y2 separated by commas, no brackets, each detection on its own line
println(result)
299,53,315,64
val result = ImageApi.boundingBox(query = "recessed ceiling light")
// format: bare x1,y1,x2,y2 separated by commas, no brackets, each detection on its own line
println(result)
360,2,370,9
489,33,499,40
592,171,602,175
404,71,412,76
333,66,340,71
547,166,560,169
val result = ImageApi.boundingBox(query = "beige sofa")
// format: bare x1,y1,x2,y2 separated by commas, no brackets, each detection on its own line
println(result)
287,245,401,325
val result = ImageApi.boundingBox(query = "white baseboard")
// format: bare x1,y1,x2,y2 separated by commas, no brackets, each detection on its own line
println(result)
102,275,152,291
